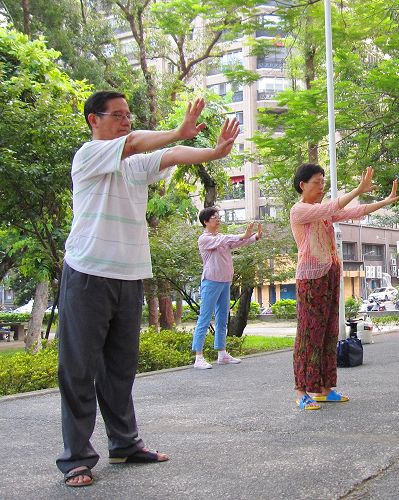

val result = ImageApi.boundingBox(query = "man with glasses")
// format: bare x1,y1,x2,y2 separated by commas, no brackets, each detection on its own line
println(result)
57,90,239,487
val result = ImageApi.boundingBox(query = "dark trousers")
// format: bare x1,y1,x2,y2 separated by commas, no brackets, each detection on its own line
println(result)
56,263,144,473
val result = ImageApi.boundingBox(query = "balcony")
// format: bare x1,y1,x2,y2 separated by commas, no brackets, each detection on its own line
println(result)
257,59,285,71
343,253,357,261
257,90,278,101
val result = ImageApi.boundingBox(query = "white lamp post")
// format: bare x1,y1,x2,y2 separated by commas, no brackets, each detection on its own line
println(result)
323,0,347,339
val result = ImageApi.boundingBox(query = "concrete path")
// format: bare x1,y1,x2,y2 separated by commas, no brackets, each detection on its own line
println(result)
2,331,399,499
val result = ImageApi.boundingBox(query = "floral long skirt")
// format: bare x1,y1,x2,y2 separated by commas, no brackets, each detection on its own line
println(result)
293,262,340,393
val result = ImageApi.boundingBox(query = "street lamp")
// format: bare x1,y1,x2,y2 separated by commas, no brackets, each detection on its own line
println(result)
324,0,346,339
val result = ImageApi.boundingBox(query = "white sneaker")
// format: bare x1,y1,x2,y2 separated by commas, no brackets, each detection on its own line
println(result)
194,357,212,369
217,352,241,365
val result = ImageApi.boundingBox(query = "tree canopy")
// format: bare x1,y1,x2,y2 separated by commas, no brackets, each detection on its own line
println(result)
0,27,89,281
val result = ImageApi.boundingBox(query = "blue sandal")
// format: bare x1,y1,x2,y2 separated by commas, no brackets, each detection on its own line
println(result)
296,394,321,410
312,390,349,403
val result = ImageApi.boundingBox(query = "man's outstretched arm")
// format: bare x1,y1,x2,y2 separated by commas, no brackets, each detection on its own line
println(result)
122,99,206,159
159,118,240,170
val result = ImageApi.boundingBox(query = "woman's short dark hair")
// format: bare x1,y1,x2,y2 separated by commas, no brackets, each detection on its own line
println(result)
84,90,126,130
198,206,219,227
293,163,325,194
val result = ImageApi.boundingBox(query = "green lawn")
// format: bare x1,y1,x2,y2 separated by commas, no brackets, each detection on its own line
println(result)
241,335,294,354
0,347,24,358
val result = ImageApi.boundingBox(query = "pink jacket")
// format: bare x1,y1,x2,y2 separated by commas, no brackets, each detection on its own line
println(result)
198,232,257,282
290,199,366,280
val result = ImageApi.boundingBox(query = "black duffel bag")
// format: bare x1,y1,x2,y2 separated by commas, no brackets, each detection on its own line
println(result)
337,337,363,367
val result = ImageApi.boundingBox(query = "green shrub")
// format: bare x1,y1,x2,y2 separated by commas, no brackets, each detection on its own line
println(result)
0,312,31,323
371,315,399,327
230,300,261,319
43,311,58,326
248,302,261,319
181,305,198,322
0,327,274,396
271,299,297,319
0,340,58,396
345,297,361,319
141,304,149,321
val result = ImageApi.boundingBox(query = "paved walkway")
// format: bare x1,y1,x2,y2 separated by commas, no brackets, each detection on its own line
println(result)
2,330,399,499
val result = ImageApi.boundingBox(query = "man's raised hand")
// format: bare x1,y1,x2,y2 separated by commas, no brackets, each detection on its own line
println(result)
213,118,240,159
177,98,207,140
383,178,399,206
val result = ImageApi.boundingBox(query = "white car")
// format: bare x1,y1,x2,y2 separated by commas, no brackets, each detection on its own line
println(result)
368,287,398,302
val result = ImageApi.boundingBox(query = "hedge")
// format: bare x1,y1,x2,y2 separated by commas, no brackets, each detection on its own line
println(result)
271,299,297,319
0,328,243,396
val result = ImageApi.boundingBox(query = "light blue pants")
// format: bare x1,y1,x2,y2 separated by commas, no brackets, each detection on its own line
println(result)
192,280,231,352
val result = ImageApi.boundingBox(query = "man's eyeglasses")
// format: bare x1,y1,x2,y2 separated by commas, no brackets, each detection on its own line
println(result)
210,215,221,220
95,112,134,122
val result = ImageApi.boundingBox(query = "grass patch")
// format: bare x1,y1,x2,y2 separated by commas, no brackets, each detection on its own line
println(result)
0,347,25,358
241,335,294,353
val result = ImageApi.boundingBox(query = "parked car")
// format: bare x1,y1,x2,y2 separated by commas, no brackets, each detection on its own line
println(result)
368,287,398,302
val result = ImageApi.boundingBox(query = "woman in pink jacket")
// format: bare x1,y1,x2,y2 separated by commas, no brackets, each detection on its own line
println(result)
192,206,262,369
290,164,398,410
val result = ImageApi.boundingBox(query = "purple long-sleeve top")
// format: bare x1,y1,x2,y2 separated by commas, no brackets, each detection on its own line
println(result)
198,231,257,282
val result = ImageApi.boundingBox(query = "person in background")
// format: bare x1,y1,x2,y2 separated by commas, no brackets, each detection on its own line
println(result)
290,164,398,410
192,206,263,369
57,91,239,486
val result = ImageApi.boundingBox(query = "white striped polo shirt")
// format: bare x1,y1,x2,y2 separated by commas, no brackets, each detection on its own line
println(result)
65,135,169,280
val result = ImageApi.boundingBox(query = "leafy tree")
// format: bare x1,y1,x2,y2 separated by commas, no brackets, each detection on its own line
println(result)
2,1,136,88
228,220,295,336
109,0,268,125
0,27,89,349
253,0,399,220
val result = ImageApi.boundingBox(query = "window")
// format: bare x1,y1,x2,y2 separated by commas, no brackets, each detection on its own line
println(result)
257,77,290,100
257,47,286,70
227,111,244,132
207,82,242,101
259,205,277,219
219,209,246,223
256,14,283,38
221,50,243,66
363,244,383,259
343,242,356,261
206,51,243,76
234,143,245,152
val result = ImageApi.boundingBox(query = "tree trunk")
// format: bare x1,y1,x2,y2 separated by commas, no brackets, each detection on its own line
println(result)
227,287,253,337
21,0,31,37
158,295,175,330
144,278,159,332
174,296,183,325
147,297,159,331
197,165,217,207
25,281,48,352
304,14,318,163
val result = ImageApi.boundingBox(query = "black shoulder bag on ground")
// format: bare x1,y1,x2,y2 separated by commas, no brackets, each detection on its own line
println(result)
337,336,363,368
